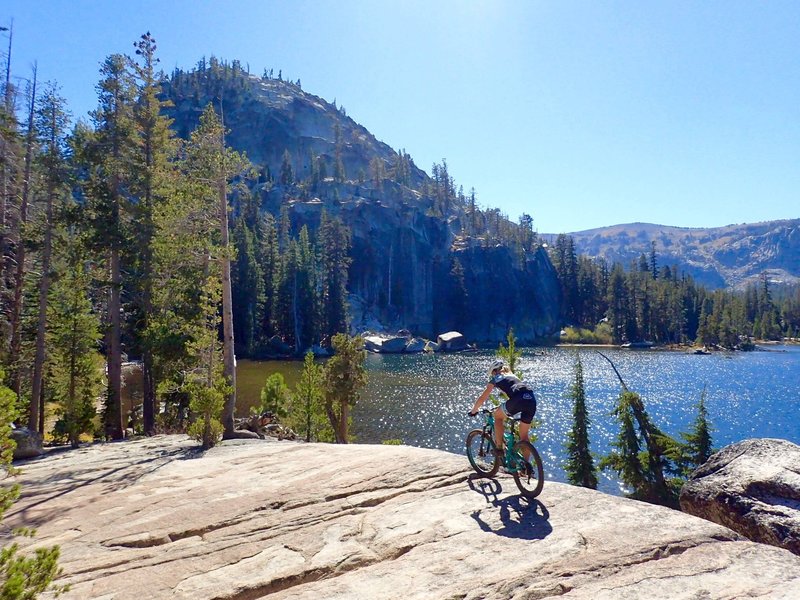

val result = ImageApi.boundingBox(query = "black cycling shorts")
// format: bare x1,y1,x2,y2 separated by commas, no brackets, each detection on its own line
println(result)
501,392,537,424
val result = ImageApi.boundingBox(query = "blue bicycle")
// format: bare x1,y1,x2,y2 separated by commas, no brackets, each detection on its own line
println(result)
466,408,545,498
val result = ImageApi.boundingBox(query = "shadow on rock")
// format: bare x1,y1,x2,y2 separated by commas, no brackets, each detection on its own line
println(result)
468,476,552,541
10,444,200,527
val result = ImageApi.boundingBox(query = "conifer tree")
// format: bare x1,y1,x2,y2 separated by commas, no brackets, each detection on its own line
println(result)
317,210,351,342
323,333,366,443
258,372,291,419
47,234,103,448
677,386,714,475
333,123,345,182
232,214,265,356
565,354,598,488
82,54,137,440
289,351,330,442
8,67,36,397
130,32,177,435
279,149,293,186
496,328,521,375
29,82,70,433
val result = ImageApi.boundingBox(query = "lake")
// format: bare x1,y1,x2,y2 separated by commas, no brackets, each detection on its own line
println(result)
236,345,800,495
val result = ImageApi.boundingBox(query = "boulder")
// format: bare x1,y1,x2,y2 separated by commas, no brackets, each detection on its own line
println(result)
680,438,800,556
363,335,407,353
11,427,43,459
436,331,467,351
8,436,800,599
403,338,426,353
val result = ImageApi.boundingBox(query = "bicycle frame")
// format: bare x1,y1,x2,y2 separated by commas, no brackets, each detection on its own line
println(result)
481,410,524,474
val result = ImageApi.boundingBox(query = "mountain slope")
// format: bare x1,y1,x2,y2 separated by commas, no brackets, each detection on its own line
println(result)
161,62,561,341
551,219,800,289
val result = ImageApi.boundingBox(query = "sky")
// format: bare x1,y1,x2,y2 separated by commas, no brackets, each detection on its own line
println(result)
3,0,800,233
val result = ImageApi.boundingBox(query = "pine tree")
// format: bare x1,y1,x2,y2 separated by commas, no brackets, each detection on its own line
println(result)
8,67,36,398
82,54,137,440
496,328,521,375
323,333,366,443
47,234,103,448
279,149,293,186
564,354,598,488
232,215,265,356
29,82,70,433
289,351,330,442
317,211,351,342
258,372,291,419
333,123,345,182
678,386,714,475
131,32,177,435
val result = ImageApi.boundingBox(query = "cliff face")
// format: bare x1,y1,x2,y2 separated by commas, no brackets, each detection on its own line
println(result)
556,220,800,289
165,69,561,342
11,436,800,599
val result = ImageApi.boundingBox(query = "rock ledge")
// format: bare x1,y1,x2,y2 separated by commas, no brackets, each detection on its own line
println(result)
9,436,800,599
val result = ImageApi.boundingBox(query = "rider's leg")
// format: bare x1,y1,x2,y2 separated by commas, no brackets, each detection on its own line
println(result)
493,406,506,453
518,421,533,462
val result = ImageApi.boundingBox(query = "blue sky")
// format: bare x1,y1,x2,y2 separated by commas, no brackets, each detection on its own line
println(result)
3,1,799,233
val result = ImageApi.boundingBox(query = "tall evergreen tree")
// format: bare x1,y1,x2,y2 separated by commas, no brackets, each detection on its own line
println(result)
82,54,137,440
678,386,714,475
323,333,366,443
8,67,36,397
317,210,351,342
29,82,70,433
565,354,598,488
130,32,177,435
47,234,103,448
289,351,330,442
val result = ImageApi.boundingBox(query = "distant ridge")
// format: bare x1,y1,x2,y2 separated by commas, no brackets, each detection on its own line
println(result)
544,218,800,289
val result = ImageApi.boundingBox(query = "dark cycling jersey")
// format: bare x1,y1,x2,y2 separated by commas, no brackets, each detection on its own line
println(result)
490,373,533,398
490,373,537,424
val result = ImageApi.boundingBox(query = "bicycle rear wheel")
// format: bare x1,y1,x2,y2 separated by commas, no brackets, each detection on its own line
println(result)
511,441,544,498
466,429,500,477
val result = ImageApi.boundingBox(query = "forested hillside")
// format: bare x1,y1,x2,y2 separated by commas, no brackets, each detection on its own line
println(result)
555,220,800,289
0,40,560,446
160,58,561,347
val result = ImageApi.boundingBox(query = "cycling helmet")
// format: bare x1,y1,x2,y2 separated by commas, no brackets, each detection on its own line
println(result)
488,359,505,377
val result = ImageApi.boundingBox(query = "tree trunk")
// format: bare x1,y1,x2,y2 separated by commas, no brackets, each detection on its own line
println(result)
338,400,349,444
29,185,54,432
107,243,123,440
219,171,237,437
9,67,35,397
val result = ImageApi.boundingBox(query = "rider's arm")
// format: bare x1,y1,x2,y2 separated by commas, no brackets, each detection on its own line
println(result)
469,383,494,415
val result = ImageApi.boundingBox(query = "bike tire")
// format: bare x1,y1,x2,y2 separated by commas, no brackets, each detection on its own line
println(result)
511,440,544,498
466,429,500,477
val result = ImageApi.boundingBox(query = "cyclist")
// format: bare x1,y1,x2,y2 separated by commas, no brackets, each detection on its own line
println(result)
468,359,537,458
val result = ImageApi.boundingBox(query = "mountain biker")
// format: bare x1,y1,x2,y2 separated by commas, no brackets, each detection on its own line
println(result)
468,359,537,459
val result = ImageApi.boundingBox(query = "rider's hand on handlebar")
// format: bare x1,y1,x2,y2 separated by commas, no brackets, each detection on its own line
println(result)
468,410,478,417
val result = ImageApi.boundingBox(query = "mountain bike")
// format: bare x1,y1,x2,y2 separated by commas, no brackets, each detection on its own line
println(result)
466,408,545,499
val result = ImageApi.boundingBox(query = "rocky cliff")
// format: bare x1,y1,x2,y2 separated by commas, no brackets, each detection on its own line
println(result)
162,65,561,342
10,436,800,599
553,219,800,289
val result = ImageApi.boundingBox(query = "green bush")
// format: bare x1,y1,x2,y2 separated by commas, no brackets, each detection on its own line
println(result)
561,325,612,345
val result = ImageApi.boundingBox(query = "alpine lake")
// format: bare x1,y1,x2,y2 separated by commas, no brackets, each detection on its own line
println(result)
126,344,800,496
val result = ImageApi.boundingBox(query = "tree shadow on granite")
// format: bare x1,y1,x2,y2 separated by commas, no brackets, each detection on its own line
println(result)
9,444,200,527
468,477,552,541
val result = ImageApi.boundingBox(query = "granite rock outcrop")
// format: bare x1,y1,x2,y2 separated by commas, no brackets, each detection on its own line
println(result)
9,436,800,599
680,438,800,556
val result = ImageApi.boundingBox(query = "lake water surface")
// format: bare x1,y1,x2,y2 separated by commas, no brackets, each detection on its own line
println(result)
236,345,800,495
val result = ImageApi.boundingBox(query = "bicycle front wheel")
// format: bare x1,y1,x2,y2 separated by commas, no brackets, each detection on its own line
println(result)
466,429,500,477
511,441,544,498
